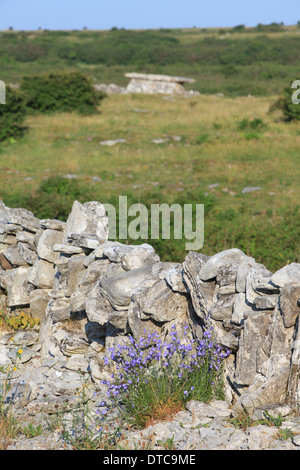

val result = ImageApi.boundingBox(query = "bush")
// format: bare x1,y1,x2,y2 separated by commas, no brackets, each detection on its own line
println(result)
20,71,105,115
0,86,27,142
59,30,181,66
237,117,266,131
8,43,48,62
255,22,283,33
21,176,94,221
271,85,300,121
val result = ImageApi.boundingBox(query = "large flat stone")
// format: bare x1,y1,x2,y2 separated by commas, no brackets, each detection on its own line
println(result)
271,263,300,287
125,73,195,84
199,248,246,281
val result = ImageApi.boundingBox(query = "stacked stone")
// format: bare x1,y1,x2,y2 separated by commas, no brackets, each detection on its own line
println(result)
0,200,65,319
183,249,300,414
0,198,300,417
37,200,189,383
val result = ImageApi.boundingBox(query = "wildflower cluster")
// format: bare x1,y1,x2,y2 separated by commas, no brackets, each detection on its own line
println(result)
99,323,229,428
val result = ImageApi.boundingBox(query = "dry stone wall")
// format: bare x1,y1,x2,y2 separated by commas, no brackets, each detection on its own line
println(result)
0,198,300,415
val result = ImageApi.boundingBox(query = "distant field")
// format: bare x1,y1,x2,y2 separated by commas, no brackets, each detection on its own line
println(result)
1,25,300,96
0,90,299,271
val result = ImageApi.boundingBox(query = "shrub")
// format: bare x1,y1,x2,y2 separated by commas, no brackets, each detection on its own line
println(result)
195,133,209,144
20,176,94,221
100,324,229,429
20,71,105,115
0,86,27,142
255,22,283,33
8,43,48,62
270,85,300,121
231,25,246,33
237,117,266,131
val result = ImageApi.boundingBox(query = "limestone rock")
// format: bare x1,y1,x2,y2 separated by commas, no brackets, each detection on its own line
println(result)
235,311,272,385
245,267,273,306
121,245,160,271
37,229,63,263
16,230,35,248
0,233,17,245
63,200,108,244
65,256,86,296
128,287,163,340
198,248,246,281
85,281,117,326
236,257,265,293
48,297,71,323
102,242,135,263
66,233,100,250
3,244,28,267
40,219,66,231
183,251,215,319
53,244,84,255
164,263,188,293
51,321,90,357
209,288,236,322
0,252,13,270
125,72,195,96
279,282,300,328
233,367,290,415
17,242,38,266
6,207,41,233
28,259,55,289
288,317,300,406
99,263,158,311
29,289,51,322
6,266,32,307
140,279,188,323
89,352,111,382
81,259,111,286
271,263,300,288
261,305,295,379
232,292,255,325
69,286,90,314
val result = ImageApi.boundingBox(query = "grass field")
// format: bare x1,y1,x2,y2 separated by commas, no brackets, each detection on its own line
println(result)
0,25,300,271
1,89,299,271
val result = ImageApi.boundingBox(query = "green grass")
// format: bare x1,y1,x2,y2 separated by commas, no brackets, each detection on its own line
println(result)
0,90,299,272
0,26,300,272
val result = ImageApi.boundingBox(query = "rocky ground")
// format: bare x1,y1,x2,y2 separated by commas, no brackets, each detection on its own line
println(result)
1,332,300,451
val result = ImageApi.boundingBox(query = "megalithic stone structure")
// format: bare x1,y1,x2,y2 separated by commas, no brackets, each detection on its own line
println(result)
125,73,195,95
